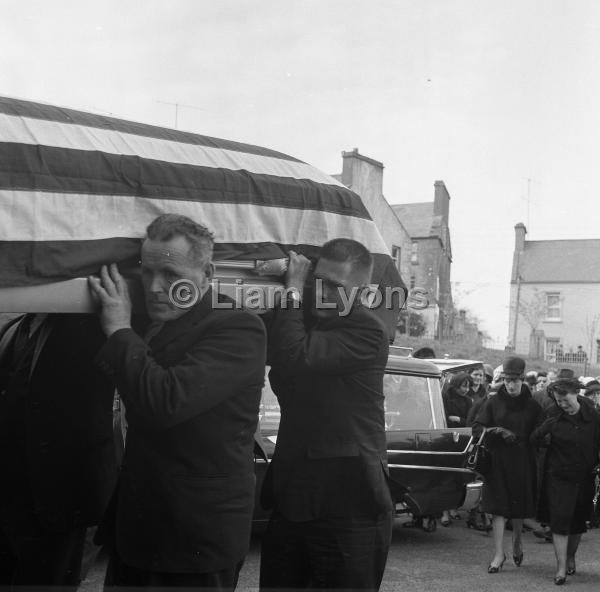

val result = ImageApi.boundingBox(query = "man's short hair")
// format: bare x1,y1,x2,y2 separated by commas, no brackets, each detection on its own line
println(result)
320,238,373,280
146,214,214,268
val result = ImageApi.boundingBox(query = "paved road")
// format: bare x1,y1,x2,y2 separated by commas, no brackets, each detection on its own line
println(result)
237,516,600,591
81,515,600,591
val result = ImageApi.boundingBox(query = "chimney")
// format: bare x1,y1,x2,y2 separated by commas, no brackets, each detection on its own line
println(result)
341,148,384,210
514,223,527,251
433,180,450,223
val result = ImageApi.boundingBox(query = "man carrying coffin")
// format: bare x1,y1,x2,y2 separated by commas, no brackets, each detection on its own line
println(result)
88,214,266,590
259,239,393,591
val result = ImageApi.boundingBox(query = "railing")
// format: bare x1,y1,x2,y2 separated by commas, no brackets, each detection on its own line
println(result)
546,352,589,364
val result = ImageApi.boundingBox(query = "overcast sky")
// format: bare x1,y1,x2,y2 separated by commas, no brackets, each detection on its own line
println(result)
3,0,599,344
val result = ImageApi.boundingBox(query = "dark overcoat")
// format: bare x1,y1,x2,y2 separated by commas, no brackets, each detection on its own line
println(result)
467,384,487,404
95,289,266,573
531,397,600,532
0,314,117,532
473,385,542,518
261,301,393,521
443,388,473,427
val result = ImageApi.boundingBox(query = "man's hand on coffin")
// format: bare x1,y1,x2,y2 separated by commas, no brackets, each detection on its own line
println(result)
88,263,132,337
285,251,312,294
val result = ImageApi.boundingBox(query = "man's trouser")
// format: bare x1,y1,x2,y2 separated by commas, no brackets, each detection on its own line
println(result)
259,510,393,590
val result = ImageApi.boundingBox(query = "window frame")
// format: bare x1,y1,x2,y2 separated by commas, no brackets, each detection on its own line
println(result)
545,292,561,322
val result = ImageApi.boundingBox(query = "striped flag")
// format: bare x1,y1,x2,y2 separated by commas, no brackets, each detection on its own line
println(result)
0,96,404,333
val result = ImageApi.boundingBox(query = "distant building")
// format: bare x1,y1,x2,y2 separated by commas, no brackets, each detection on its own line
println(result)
334,150,456,340
508,222,600,363
392,182,454,339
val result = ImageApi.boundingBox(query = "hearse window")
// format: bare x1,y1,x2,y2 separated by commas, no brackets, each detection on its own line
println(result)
259,375,281,432
383,374,435,430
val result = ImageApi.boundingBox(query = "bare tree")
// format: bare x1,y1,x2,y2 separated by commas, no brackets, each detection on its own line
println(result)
519,289,548,331
585,313,600,363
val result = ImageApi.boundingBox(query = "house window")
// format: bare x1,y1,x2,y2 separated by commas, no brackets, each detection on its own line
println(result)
596,340,600,364
392,246,401,271
410,242,418,264
545,338,561,362
545,292,561,321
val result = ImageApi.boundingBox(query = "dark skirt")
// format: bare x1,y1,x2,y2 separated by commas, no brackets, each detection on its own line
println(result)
481,443,537,518
537,474,595,535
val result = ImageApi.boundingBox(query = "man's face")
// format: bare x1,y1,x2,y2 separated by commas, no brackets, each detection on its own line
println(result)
141,236,212,322
547,371,557,383
312,257,369,319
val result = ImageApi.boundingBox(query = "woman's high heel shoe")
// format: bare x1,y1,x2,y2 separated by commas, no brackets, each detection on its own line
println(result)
554,575,566,585
487,554,506,574
566,560,576,576
513,551,523,567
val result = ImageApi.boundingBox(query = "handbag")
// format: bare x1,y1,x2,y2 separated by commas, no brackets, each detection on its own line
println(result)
464,429,492,478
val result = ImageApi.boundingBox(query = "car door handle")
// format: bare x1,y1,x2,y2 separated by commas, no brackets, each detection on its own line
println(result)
415,432,432,450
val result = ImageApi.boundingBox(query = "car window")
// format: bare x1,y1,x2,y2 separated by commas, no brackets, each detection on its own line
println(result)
259,373,281,433
259,369,439,433
384,373,435,430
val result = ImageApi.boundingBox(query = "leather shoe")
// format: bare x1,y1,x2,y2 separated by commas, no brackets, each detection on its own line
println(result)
513,552,523,567
554,575,566,585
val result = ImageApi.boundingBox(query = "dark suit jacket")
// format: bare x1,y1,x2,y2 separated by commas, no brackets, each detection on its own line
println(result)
262,301,393,521
96,289,266,573
0,314,117,532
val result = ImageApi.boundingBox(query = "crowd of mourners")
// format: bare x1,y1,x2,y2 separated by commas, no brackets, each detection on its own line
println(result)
437,357,600,585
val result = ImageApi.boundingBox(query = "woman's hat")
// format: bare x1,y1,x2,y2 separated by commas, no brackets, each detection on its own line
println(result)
584,380,600,394
502,357,525,377
549,377,582,396
557,368,575,379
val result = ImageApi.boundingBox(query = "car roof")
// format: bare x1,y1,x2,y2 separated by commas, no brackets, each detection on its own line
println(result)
428,359,484,373
387,349,441,377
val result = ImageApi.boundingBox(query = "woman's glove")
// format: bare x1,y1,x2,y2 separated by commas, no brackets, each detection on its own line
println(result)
487,426,517,443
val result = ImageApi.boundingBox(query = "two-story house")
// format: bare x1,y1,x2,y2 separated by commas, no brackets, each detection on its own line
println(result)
392,181,454,339
508,222,600,363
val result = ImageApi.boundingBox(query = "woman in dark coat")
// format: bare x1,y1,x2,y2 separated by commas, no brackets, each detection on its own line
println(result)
467,365,487,405
443,372,473,428
531,378,600,585
473,357,542,573
441,372,472,525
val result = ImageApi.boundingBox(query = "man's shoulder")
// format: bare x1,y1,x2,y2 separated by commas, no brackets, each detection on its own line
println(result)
190,298,266,340
334,305,388,336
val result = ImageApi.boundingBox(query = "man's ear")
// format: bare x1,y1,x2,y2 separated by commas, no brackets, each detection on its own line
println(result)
205,262,215,281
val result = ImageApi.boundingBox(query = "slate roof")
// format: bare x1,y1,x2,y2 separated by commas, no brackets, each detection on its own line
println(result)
518,239,600,283
392,202,442,238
